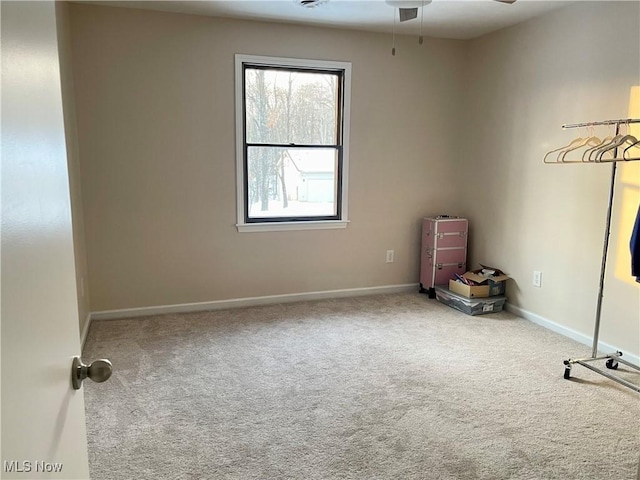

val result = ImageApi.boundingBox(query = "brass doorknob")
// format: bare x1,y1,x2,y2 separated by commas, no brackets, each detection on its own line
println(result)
71,356,112,390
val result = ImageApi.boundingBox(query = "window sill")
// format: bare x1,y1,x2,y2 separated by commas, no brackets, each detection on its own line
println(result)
236,220,349,233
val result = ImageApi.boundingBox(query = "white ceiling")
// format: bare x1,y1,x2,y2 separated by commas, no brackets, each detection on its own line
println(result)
84,0,573,40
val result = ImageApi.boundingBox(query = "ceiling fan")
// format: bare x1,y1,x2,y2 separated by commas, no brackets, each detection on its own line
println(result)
384,0,516,55
385,0,516,23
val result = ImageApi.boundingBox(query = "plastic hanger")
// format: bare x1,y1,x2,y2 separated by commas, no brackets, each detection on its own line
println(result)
543,129,587,163
590,138,618,161
558,126,601,162
582,125,613,162
591,124,627,161
583,136,613,161
623,137,640,160
596,134,638,161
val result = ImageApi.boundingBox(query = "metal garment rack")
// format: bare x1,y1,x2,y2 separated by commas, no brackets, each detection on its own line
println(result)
546,118,640,392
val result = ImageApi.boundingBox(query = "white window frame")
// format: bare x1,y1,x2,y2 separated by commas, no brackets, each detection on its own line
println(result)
234,54,351,233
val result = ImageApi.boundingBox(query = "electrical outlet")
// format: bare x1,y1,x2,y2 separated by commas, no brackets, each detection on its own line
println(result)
386,250,394,263
533,270,542,288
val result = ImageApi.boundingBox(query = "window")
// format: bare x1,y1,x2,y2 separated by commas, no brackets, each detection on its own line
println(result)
235,55,351,232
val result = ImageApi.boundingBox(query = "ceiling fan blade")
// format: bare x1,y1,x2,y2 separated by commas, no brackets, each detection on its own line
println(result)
494,0,517,3
399,7,418,22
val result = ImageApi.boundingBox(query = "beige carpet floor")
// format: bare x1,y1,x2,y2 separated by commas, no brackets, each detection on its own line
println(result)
83,293,640,479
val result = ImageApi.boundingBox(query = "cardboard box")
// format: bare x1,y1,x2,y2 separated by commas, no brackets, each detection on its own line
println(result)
448,280,490,298
448,265,511,298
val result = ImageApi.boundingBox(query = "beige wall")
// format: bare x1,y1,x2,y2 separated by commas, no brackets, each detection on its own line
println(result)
56,1,91,337
461,2,640,356
67,4,466,311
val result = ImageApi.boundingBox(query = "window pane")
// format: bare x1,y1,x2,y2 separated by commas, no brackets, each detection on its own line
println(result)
247,146,338,219
245,68,339,145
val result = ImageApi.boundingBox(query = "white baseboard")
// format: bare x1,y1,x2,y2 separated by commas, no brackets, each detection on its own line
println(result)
90,284,419,321
505,303,640,367
80,313,91,351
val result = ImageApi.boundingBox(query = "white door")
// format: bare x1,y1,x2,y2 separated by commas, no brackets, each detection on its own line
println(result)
1,1,91,478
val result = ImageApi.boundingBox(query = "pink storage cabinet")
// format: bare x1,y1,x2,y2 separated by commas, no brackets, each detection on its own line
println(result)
419,215,468,298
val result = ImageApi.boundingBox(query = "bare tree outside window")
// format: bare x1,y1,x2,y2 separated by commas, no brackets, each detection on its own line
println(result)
243,65,343,221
